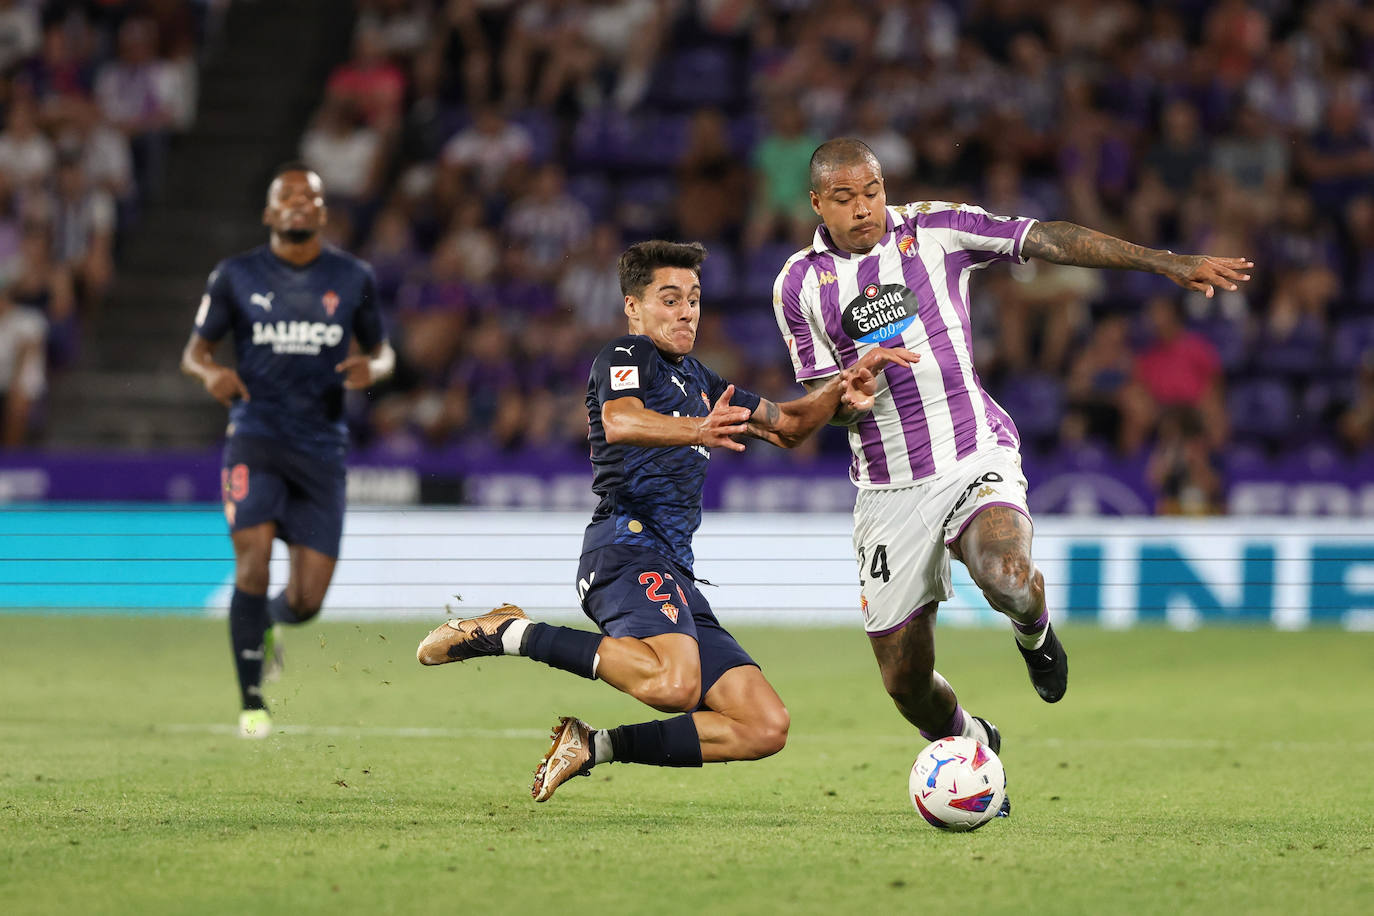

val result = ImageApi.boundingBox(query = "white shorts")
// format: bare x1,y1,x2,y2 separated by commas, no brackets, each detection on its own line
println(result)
852,447,1031,636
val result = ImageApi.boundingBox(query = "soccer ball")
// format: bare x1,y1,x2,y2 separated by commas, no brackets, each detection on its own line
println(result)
908,735,1008,831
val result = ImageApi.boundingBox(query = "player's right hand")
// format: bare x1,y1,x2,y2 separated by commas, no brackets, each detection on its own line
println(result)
205,366,250,406
697,384,751,452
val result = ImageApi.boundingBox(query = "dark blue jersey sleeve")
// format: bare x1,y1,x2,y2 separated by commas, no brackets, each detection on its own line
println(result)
700,362,762,414
352,266,385,351
193,262,234,342
592,335,658,405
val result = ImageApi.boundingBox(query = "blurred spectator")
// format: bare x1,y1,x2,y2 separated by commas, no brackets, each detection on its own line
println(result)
1339,354,1374,455
503,163,590,278
0,95,55,189
325,22,407,132
1147,406,1224,515
437,104,532,204
0,0,40,74
1122,296,1226,454
1063,314,1134,451
673,108,746,244
94,18,174,197
47,154,115,310
1344,195,1374,312
745,99,818,250
54,97,134,206
361,205,423,310
557,221,623,337
300,98,385,220
0,282,46,447
9,225,76,368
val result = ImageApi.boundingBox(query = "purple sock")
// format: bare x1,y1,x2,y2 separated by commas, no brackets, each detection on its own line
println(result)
1014,611,1050,636
920,704,967,742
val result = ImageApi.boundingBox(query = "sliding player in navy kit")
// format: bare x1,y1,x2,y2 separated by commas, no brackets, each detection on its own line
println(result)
417,240,917,801
181,163,394,738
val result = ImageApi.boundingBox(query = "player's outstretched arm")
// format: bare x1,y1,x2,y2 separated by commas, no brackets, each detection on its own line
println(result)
1022,221,1254,298
749,346,919,448
180,333,249,407
604,387,753,452
336,341,396,389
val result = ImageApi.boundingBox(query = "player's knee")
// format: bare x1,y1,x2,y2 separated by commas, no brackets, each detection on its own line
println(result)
745,705,790,759
975,552,1035,614
290,599,323,623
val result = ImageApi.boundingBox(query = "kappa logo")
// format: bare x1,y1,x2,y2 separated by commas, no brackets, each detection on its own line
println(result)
977,485,997,498
614,344,635,356
660,602,679,624
322,290,339,317
817,271,838,286
610,366,640,391
250,291,274,312
670,375,688,398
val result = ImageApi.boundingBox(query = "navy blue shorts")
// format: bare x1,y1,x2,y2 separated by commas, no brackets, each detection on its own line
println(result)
221,436,346,557
576,544,757,702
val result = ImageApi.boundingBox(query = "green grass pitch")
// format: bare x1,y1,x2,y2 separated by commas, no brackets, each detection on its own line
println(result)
2,616,1371,915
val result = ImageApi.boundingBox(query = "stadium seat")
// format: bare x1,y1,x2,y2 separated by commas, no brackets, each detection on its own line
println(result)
1226,378,1296,441
1332,316,1374,371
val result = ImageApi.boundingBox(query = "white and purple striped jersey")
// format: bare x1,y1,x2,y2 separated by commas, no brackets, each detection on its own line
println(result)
772,202,1036,489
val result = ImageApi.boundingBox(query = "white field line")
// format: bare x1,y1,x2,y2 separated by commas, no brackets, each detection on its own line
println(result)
148,723,1374,752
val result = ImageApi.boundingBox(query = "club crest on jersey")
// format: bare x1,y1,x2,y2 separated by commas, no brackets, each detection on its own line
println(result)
660,602,679,624
843,283,917,344
898,235,918,258
700,392,710,410
322,290,339,316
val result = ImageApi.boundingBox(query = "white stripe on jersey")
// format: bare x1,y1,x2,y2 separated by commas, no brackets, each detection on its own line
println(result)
772,202,1035,489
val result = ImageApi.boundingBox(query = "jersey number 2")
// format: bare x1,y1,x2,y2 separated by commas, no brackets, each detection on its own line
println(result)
638,572,671,602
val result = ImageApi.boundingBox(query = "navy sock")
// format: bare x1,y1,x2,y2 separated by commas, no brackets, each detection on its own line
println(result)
607,714,702,768
520,622,601,679
266,592,299,625
229,588,269,711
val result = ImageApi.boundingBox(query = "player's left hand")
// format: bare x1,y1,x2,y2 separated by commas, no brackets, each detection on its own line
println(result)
1164,255,1254,298
335,354,375,389
840,346,920,413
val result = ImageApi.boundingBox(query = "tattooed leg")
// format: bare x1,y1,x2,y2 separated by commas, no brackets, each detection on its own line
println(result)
952,506,1045,627
868,605,961,734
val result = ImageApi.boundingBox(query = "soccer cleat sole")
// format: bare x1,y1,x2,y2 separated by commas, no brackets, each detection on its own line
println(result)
416,604,528,666
530,716,593,803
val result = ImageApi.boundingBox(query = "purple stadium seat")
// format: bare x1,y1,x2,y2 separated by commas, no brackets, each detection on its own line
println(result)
1259,317,1325,377
743,243,800,300
1194,317,1250,372
566,173,612,221
510,109,556,163
991,373,1065,441
1226,378,1295,440
1332,316,1374,370
658,47,740,107
698,247,737,301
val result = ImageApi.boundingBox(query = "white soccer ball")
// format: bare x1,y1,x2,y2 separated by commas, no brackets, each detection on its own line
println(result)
908,735,1008,831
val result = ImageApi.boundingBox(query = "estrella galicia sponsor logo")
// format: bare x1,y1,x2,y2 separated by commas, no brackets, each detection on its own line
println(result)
843,283,917,343
252,320,344,354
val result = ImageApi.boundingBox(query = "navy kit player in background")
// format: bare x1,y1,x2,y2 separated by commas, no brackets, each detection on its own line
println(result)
181,163,395,738
417,240,917,802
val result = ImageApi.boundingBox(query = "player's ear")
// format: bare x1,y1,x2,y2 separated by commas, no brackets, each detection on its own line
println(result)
623,295,638,323
810,190,822,216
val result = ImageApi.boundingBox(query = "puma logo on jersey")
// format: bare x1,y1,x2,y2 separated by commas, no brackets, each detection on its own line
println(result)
670,376,688,398
614,345,635,355
250,292,274,312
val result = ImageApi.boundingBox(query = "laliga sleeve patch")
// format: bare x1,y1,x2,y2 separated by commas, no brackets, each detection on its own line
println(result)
610,366,640,391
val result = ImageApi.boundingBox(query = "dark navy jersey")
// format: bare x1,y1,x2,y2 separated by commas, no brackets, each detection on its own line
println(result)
582,333,761,573
193,244,386,460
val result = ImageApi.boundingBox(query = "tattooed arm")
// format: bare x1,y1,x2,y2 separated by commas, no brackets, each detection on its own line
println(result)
749,346,920,447
1022,221,1253,298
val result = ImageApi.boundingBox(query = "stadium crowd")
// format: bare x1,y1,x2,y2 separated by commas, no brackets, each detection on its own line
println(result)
6,0,1374,515
0,0,213,445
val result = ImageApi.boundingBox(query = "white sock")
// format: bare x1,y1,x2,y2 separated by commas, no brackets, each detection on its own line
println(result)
593,729,613,765
501,617,531,655
962,715,989,745
1012,617,1049,650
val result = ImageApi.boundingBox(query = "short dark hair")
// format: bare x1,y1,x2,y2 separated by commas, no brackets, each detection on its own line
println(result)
272,160,315,180
809,137,880,191
617,240,708,299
